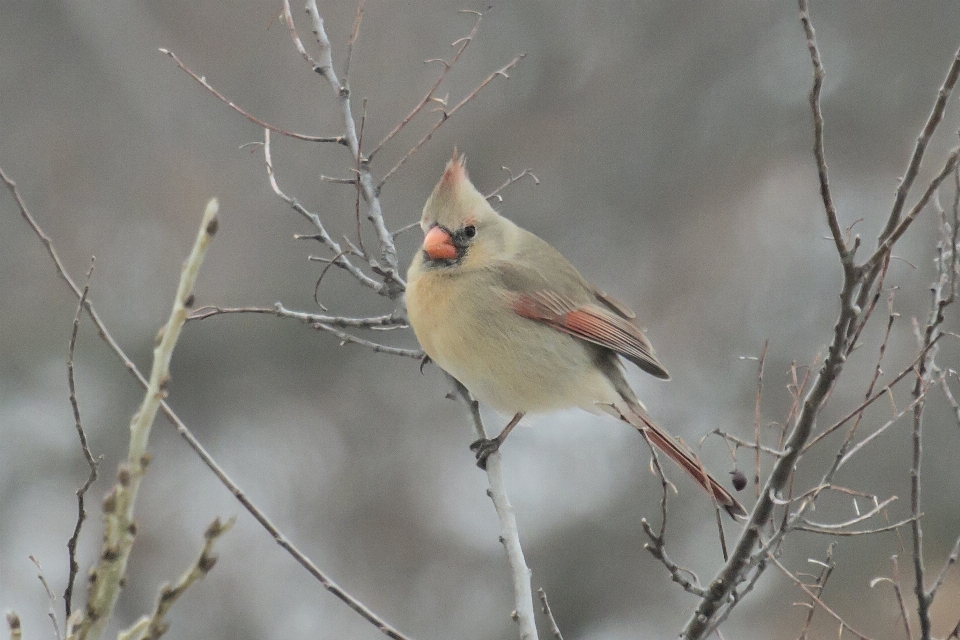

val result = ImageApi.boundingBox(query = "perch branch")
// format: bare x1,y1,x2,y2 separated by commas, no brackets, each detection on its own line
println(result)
450,377,539,640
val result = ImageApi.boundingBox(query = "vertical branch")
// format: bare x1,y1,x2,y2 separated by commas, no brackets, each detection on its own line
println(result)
450,378,539,640
910,170,959,640
64,260,100,621
70,199,219,640
681,3,867,635
798,0,848,260
753,341,768,499
883,44,960,241
299,0,403,291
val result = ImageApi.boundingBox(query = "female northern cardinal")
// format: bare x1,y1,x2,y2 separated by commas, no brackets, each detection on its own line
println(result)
405,153,746,518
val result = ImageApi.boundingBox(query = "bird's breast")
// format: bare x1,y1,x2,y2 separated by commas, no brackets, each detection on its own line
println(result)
405,266,621,415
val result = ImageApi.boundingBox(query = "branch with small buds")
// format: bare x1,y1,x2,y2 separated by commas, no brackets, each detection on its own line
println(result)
116,518,233,640
68,199,219,640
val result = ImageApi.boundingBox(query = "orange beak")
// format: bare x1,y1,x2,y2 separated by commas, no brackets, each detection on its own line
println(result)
423,226,458,261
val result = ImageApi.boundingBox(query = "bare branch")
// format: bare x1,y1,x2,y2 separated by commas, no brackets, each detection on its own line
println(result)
800,496,897,531
769,555,872,640
30,557,62,640
485,167,540,202
71,199,220,640
798,0,847,259
340,0,365,84
803,339,935,454
368,10,484,162
64,259,100,621
297,0,404,292
378,53,526,190
865,148,960,270
708,429,787,457
642,518,706,597
263,129,386,294
188,304,407,330
753,341,768,498
882,43,960,242
160,48,345,144
314,322,423,359
537,589,564,640
928,531,960,601
794,543,835,640
449,378,539,640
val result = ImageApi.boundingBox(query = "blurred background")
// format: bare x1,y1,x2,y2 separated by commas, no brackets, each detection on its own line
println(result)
3,1,960,638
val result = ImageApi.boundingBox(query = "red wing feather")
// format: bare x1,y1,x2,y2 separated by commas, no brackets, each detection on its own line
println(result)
513,291,670,379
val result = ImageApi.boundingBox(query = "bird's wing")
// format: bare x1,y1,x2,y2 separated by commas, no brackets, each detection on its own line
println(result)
510,287,670,380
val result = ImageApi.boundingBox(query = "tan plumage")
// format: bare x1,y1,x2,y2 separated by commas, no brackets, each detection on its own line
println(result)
405,152,746,518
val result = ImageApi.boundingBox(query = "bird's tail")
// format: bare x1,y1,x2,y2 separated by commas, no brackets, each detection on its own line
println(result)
608,402,747,519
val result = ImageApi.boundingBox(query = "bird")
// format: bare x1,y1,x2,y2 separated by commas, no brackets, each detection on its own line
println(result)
404,152,746,518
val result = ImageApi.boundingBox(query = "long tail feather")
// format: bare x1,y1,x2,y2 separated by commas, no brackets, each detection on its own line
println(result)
614,403,747,519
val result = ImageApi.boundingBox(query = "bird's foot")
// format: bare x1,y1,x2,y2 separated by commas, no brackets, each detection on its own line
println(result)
469,438,501,470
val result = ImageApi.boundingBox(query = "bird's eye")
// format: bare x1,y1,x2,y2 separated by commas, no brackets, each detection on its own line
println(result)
463,225,477,239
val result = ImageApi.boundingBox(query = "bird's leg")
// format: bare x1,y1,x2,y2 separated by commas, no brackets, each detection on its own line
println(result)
469,412,524,470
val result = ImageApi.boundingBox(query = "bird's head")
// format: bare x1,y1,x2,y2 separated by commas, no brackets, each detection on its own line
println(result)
418,151,506,267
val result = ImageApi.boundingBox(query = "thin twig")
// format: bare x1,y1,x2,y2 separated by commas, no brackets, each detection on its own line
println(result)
803,338,936,454
315,322,423,359
800,496,897,530
882,43,960,243
798,0,847,259
865,148,960,270
485,167,540,202
927,531,960,600
870,556,915,640
368,10,484,162
64,259,100,621
536,589,564,640
753,341,768,498
796,517,915,537
263,129,385,294
708,430,787,457
795,543,835,640
769,554,872,640
378,53,526,189
160,49,345,144
188,304,407,330
341,0,365,84
30,557,63,640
